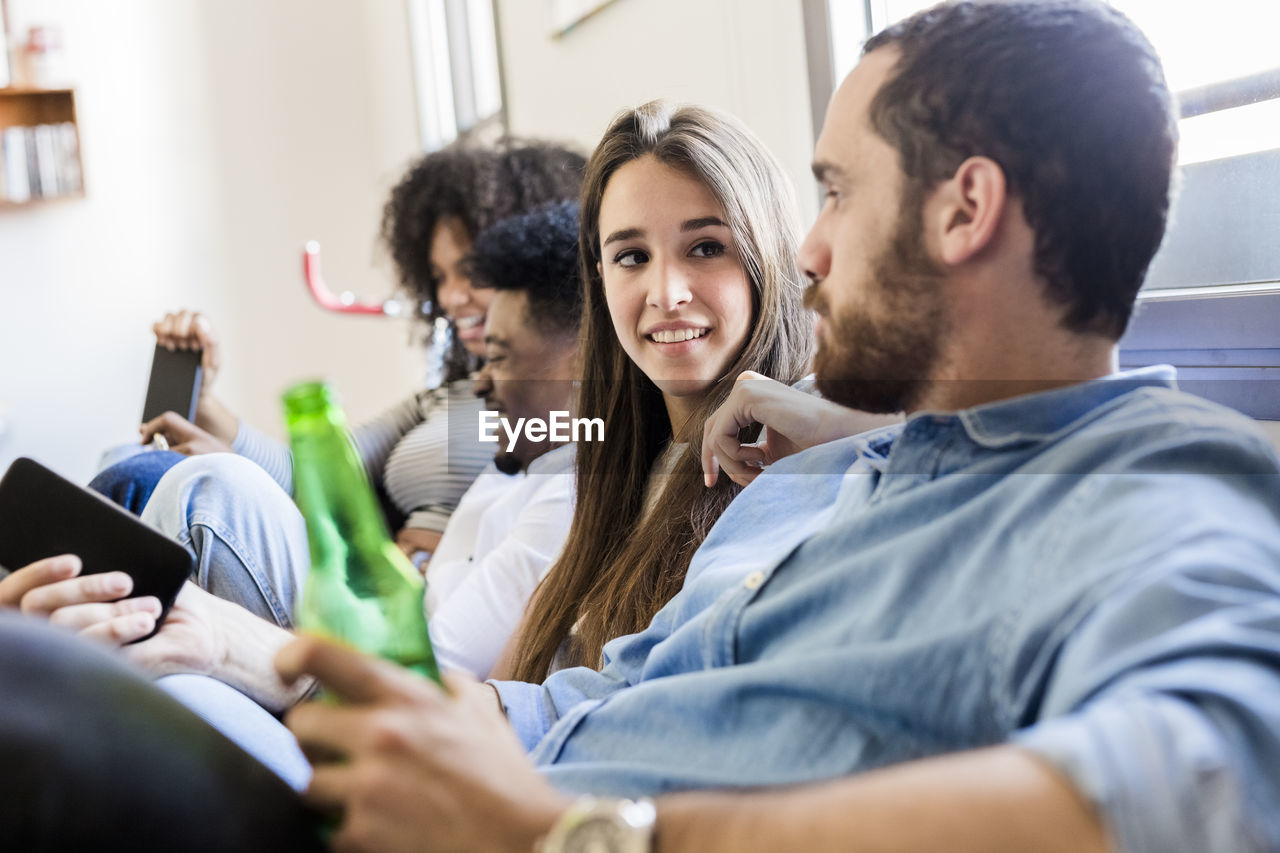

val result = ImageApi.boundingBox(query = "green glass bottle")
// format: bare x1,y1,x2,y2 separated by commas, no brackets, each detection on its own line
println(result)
284,380,442,684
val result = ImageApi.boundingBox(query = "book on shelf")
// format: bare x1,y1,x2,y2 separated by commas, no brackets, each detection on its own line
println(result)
3,127,30,203
58,122,81,193
1,121,81,203
34,123,59,196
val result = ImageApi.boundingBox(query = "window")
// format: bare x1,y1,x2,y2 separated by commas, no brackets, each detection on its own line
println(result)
407,0,505,151
804,0,1280,418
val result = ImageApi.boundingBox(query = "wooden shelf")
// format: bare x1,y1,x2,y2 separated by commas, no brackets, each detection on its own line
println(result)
0,87,83,206
0,87,75,126
0,188,82,209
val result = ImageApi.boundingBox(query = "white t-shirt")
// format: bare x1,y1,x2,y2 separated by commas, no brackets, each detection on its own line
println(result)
425,442,576,678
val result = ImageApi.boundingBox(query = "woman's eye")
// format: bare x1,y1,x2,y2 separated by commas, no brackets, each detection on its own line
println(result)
614,249,648,267
690,240,726,259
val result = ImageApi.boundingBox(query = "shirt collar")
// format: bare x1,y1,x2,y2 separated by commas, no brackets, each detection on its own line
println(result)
526,441,577,475
927,365,1178,449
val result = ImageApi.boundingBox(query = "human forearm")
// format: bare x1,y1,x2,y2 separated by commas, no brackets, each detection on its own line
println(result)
815,402,901,443
207,595,313,713
194,393,240,444
655,746,1108,853
703,373,902,486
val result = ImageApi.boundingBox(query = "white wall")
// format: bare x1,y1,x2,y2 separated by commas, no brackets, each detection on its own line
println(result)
0,0,820,484
0,0,425,483
0,0,820,485
496,0,819,215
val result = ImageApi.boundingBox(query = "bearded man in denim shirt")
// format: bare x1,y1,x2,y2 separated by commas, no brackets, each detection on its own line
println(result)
4,1,1280,851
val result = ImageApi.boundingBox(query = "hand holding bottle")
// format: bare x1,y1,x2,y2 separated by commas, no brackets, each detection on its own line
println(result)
278,634,569,853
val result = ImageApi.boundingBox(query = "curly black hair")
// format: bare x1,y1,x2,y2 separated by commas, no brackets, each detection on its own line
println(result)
467,200,582,337
380,138,586,380
381,139,586,307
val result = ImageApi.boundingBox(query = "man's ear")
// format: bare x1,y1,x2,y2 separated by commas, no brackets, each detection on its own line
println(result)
930,156,1007,266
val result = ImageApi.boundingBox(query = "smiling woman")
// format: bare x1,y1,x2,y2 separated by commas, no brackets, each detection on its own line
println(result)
503,101,815,682
431,216,494,356
600,156,756,427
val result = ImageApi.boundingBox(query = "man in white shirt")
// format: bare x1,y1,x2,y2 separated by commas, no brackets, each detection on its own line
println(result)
424,199,584,677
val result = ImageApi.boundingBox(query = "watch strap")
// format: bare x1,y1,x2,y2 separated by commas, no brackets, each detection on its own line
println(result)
537,796,656,853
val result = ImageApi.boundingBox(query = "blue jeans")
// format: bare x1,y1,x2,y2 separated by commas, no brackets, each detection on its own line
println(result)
141,454,309,628
158,674,312,791
138,455,313,783
89,447,185,515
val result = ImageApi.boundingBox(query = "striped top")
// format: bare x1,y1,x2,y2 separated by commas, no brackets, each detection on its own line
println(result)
232,380,492,534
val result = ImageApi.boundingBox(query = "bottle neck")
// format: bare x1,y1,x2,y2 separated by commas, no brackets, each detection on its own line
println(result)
283,380,341,424
286,389,391,546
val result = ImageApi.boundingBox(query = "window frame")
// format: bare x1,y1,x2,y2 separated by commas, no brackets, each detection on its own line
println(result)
406,0,508,152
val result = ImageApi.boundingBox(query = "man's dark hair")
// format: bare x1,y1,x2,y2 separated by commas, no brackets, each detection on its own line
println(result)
468,200,583,337
863,0,1178,339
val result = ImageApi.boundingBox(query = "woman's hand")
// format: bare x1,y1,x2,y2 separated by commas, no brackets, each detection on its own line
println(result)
702,372,901,487
278,636,570,853
151,310,241,442
153,309,222,395
139,411,235,456
395,528,443,572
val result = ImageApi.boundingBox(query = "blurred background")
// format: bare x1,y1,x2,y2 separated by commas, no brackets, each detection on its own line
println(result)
0,0,815,481
1,0,1277,482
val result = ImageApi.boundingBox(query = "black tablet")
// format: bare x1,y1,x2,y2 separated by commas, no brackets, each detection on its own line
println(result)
0,457,193,639
141,344,204,424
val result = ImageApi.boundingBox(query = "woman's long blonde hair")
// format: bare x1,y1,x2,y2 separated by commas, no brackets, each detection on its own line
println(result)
510,102,813,682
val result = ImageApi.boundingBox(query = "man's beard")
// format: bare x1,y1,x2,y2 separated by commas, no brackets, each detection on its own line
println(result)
494,451,523,475
807,205,948,414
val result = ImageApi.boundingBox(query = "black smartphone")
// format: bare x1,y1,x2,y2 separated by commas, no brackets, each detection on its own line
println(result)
0,457,193,640
141,344,204,424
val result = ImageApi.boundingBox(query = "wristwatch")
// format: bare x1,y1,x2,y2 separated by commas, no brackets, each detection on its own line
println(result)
537,796,657,853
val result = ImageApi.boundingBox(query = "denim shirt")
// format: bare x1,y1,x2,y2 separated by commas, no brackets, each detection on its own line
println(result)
492,367,1280,853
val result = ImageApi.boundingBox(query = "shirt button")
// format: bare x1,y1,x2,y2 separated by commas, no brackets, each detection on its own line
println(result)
743,571,766,590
